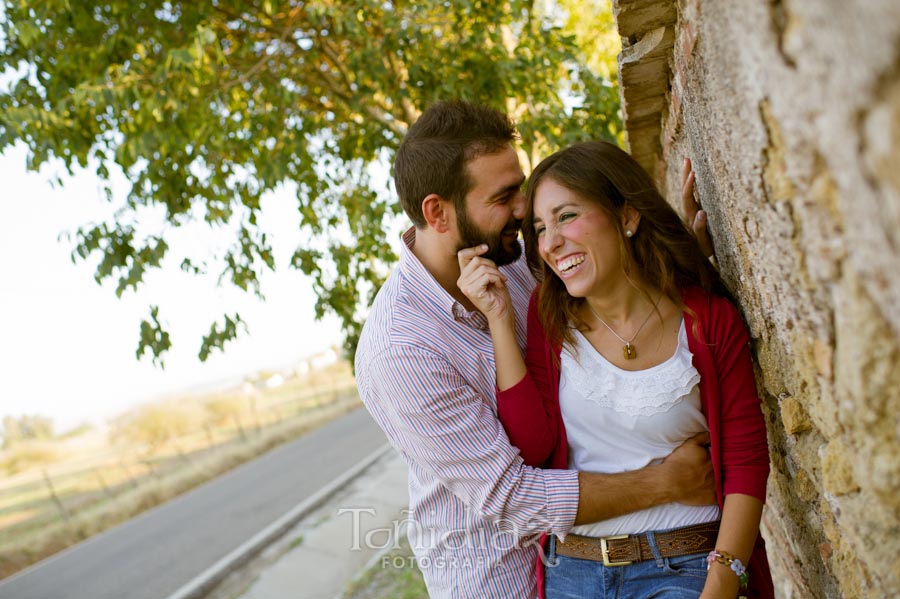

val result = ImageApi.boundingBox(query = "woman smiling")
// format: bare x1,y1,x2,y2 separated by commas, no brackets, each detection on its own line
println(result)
458,142,774,599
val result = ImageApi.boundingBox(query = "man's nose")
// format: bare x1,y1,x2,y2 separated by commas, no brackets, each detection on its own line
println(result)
511,190,526,220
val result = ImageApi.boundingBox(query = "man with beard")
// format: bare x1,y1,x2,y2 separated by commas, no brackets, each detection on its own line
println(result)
354,101,715,598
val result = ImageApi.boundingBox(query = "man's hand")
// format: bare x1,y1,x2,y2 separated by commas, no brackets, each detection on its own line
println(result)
575,432,716,525
658,432,717,505
682,158,715,259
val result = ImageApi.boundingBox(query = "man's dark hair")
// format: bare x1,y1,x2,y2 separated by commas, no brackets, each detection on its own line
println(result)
393,100,518,227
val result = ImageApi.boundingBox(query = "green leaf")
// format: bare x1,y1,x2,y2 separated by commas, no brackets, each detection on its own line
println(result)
199,313,248,362
136,306,172,366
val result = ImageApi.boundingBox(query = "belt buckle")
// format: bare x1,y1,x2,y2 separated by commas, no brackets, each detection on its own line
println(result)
599,534,633,567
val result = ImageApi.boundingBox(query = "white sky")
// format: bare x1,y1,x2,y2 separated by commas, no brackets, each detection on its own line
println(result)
0,143,360,431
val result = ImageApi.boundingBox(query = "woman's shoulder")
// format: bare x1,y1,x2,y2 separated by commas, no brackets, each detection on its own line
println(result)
682,286,736,314
682,287,751,354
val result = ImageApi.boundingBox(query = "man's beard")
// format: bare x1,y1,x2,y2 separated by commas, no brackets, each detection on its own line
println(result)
456,206,522,267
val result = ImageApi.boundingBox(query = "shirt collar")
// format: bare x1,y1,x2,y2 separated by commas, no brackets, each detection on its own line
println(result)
399,226,490,331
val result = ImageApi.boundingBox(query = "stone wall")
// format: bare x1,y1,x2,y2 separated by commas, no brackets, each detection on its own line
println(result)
612,1,900,597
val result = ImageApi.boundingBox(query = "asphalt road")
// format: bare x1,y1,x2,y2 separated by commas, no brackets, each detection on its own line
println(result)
0,406,388,599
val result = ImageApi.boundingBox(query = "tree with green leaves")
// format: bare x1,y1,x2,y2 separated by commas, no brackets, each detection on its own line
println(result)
0,0,621,364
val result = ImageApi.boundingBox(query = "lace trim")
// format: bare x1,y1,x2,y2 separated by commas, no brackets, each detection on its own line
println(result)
562,322,701,417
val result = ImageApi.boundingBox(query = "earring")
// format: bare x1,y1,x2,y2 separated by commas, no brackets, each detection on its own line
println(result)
625,229,633,237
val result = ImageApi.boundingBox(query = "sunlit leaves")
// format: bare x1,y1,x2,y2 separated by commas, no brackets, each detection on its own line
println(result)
199,313,247,362
1,0,621,364
137,306,172,366
220,226,274,297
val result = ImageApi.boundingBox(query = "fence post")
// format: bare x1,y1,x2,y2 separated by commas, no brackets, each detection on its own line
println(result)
119,458,139,489
42,469,72,527
95,468,115,499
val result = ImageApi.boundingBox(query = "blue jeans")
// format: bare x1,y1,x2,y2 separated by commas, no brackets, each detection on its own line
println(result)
545,533,709,599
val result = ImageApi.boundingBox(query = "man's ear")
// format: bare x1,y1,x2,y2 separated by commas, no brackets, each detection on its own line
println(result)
622,205,641,236
422,193,453,233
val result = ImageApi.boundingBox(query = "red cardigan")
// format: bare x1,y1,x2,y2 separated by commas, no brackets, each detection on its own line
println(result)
497,287,774,599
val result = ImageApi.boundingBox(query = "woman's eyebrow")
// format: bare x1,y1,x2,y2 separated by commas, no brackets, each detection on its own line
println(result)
548,203,578,215
533,203,578,225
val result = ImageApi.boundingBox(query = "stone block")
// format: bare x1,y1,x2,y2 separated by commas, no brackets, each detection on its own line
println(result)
821,440,860,496
781,396,812,435
613,0,677,39
812,338,834,382
793,468,818,502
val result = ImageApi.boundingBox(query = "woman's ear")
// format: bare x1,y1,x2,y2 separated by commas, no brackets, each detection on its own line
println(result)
622,205,641,236
422,193,453,233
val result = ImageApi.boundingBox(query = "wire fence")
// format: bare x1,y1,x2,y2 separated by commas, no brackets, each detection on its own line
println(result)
0,365,360,579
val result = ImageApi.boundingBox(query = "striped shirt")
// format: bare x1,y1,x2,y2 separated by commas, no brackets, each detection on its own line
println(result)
355,227,580,599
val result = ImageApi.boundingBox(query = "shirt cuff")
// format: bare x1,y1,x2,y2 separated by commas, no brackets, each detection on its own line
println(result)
543,468,580,541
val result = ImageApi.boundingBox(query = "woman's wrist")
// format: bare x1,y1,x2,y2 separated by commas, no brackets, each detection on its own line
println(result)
704,549,747,598
488,311,526,391
487,311,516,335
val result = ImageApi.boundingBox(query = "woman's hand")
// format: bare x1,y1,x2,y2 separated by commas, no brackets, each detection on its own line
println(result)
457,244,514,326
682,158,715,259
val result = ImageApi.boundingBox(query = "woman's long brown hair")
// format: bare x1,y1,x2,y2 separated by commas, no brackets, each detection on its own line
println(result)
522,141,728,351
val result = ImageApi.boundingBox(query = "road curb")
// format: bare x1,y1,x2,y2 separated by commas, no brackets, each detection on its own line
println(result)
165,442,394,599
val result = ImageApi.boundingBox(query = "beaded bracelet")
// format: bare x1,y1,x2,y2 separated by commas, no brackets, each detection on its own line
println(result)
706,549,750,591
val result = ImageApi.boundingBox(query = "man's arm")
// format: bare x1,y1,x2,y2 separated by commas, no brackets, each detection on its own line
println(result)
364,343,580,536
363,344,715,535
574,432,716,525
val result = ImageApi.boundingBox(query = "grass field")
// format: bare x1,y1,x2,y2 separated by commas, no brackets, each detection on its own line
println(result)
0,360,359,580
343,537,428,599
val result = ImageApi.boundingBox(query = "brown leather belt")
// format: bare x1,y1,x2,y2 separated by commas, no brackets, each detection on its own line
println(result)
555,521,720,567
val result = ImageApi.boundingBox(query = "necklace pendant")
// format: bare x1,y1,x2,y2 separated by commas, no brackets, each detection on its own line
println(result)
623,343,636,360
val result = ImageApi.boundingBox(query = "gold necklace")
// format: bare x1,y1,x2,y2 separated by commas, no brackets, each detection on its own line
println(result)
587,295,661,360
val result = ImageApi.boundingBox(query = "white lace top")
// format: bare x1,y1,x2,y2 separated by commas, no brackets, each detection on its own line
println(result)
562,320,721,537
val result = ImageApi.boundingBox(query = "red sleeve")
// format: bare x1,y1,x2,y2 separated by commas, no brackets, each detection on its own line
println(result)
496,291,559,467
711,296,770,500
